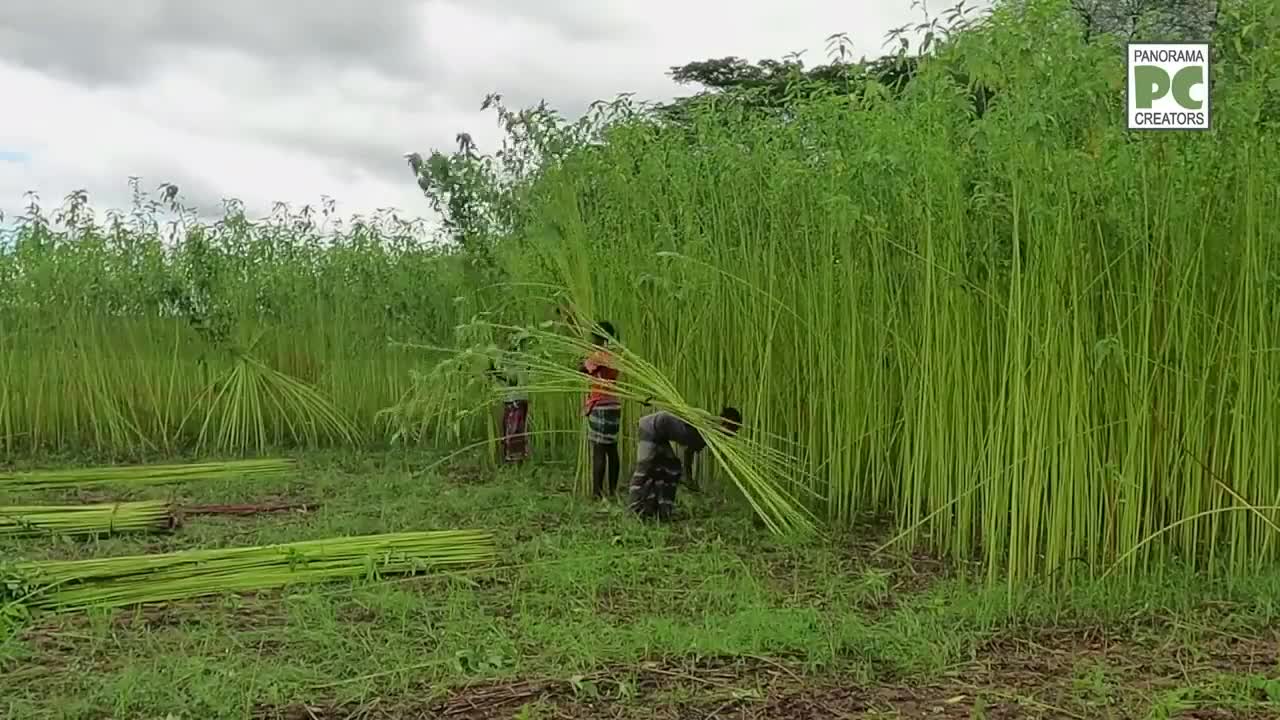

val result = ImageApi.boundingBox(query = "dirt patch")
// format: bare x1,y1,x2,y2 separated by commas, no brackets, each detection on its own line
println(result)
589,581,686,621
444,463,496,486
256,627,1280,720
259,675,1052,719
182,500,319,516
952,625,1280,718
980,622,1280,675
259,657,784,720
8,595,294,683
753,535,953,617
20,593,287,642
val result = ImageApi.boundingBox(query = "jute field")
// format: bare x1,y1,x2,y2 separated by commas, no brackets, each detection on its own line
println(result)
3,1,1278,717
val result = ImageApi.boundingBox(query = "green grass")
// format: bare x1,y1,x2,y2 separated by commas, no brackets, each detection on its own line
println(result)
3,451,1278,719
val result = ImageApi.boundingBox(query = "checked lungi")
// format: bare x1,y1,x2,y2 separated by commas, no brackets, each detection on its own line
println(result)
586,401,622,446
500,400,530,462
628,442,681,520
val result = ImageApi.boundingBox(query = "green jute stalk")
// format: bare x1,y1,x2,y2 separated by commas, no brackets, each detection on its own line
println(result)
0,500,175,537
0,458,296,492
4,530,497,613
393,322,818,535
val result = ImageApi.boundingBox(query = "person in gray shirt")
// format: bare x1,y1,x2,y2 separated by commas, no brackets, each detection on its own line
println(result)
628,406,742,520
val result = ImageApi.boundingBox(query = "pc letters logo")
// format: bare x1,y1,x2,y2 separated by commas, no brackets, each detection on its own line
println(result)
1127,42,1210,131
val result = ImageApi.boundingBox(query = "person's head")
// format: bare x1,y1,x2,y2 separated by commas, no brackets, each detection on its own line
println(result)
591,320,616,347
719,406,742,436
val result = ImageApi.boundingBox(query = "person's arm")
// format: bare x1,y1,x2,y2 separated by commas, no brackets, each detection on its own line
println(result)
664,415,705,490
682,445,699,491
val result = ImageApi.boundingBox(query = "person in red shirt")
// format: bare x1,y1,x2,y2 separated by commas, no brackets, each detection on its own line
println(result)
580,321,621,499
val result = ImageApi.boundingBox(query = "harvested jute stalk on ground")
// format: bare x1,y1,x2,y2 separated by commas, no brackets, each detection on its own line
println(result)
0,458,297,492
0,500,176,537
5,530,497,613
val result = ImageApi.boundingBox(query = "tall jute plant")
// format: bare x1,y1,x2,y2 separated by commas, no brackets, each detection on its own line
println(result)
0,189,463,457
437,0,1280,583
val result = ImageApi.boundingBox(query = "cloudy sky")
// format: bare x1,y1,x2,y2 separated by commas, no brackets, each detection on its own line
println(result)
0,0,956,226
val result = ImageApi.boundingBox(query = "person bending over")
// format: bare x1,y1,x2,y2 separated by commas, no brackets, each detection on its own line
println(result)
629,406,742,520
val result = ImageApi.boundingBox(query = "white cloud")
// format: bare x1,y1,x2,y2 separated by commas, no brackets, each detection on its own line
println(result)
0,0,956,224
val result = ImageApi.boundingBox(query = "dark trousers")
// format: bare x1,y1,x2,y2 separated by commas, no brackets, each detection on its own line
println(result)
591,442,620,497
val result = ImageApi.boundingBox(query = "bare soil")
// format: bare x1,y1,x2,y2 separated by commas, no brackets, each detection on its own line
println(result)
259,627,1280,719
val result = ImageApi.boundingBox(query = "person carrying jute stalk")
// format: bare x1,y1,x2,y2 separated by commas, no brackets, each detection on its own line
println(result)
580,321,622,499
488,336,531,464
628,406,742,520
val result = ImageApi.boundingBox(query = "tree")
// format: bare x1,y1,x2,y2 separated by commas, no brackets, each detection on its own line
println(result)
1070,0,1217,41
662,52,921,111
656,2,987,120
